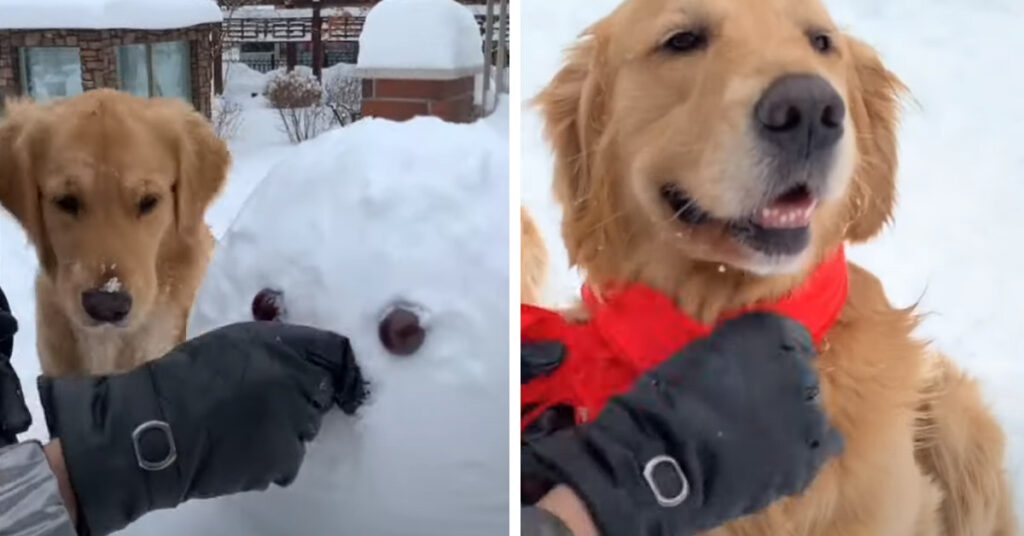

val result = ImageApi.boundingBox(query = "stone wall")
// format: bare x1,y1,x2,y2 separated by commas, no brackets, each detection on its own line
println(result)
0,23,218,117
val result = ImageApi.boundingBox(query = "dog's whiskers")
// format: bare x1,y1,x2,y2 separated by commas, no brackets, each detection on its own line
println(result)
585,209,628,235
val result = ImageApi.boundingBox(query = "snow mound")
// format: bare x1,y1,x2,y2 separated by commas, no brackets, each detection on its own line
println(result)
223,62,268,100
323,61,359,83
123,116,509,535
0,0,222,30
358,0,484,71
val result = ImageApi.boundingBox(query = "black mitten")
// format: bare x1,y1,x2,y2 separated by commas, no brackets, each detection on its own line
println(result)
0,287,30,447
523,312,842,536
39,322,368,536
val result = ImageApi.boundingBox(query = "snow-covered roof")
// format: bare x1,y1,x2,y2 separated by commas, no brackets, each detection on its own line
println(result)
0,0,223,30
358,0,484,72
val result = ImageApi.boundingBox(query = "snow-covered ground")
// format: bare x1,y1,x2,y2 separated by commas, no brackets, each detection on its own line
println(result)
521,0,1024,518
0,0,222,30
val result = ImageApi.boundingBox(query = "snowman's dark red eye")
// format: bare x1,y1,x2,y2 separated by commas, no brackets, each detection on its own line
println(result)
379,307,425,356
252,288,285,322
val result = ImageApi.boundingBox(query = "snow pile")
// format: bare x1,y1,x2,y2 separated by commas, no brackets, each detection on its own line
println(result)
323,62,360,86
226,64,360,101
123,116,509,535
223,62,268,101
358,0,484,71
0,0,222,30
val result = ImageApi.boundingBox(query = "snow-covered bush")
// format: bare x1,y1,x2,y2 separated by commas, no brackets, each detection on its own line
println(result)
212,96,243,140
266,69,322,108
276,105,333,144
266,69,330,143
322,70,361,126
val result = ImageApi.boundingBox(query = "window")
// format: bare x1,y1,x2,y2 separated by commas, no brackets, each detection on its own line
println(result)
18,47,84,101
116,41,192,102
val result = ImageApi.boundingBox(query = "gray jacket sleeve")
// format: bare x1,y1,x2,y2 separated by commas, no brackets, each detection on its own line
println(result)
521,506,576,536
0,441,77,536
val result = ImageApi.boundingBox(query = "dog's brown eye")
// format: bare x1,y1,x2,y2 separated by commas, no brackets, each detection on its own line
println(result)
138,195,159,216
54,195,80,216
810,33,833,53
663,30,708,54
379,307,426,356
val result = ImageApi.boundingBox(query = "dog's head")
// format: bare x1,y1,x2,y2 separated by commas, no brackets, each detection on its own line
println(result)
0,89,229,329
538,0,904,288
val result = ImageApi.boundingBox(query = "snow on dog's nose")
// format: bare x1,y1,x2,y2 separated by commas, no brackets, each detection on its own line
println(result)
81,274,131,323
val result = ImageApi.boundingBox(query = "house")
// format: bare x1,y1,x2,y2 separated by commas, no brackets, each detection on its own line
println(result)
0,0,223,117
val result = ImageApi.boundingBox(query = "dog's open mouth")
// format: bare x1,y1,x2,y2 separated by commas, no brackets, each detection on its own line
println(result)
660,184,817,256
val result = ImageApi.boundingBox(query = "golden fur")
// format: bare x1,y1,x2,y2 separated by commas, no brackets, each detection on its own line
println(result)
0,89,229,375
531,0,1015,533
521,206,549,305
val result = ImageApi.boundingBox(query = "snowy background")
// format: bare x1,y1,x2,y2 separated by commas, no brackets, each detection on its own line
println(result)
521,0,1024,517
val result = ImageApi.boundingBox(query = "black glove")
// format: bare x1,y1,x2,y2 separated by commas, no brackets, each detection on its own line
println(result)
522,341,565,384
38,322,369,536
0,286,31,447
521,312,842,536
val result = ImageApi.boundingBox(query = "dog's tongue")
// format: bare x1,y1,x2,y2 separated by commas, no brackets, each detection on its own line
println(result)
752,193,817,229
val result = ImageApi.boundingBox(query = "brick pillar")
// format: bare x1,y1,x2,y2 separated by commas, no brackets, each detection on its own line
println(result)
358,68,478,124
0,31,17,100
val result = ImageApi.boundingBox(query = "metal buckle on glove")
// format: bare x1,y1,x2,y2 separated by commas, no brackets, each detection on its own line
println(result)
131,420,177,471
643,455,689,507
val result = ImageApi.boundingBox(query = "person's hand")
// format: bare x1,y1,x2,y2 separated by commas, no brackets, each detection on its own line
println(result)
0,288,31,447
37,321,369,536
521,312,842,536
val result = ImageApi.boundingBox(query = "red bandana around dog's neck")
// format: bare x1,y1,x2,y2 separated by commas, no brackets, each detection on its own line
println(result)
521,246,849,430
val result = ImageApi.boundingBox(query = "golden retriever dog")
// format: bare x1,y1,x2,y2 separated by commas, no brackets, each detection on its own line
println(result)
521,205,549,305
0,89,229,376
532,0,1015,533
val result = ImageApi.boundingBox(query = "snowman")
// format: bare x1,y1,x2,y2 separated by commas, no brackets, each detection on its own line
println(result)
122,115,510,535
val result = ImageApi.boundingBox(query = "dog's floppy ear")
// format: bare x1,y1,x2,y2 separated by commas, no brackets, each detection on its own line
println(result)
534,25,614,268
843,37,906,243
164,99,230,236
0,99,55,270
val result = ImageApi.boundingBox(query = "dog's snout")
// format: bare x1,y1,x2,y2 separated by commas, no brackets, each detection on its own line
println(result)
755,74,845,157
81,290,132,323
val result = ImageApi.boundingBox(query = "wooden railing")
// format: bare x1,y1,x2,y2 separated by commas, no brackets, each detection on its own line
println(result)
223,14,499,43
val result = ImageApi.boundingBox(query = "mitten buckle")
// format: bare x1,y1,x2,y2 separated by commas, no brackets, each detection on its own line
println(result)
643,455,689,507
132,420,177,471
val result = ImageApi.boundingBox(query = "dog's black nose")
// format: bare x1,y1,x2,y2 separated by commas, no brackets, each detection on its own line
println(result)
82,290,132,323
755,74,845,157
